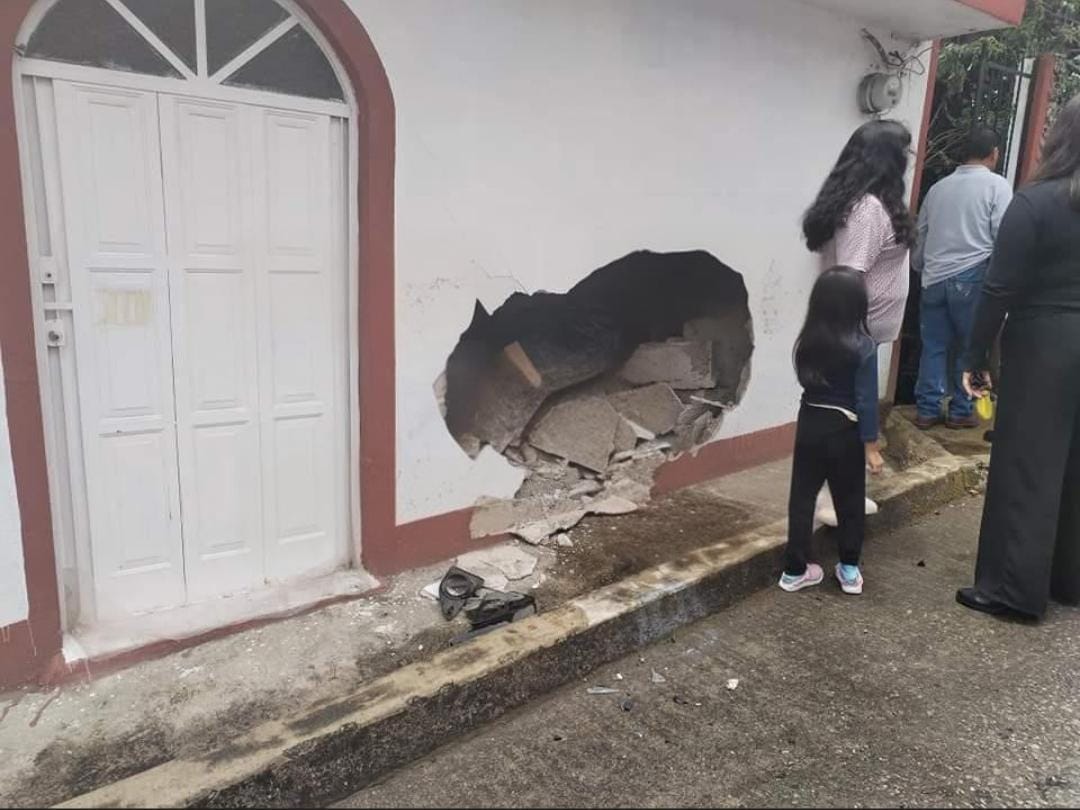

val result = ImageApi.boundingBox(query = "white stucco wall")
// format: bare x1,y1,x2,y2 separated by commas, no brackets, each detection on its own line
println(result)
345,0,932,524
0,351,30,628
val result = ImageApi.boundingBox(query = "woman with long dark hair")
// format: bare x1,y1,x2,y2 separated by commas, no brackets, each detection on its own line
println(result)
803,120,917,525
958,94,1080,618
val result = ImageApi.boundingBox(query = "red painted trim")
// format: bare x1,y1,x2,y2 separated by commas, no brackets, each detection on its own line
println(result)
0,0,63,692
654,422,796,494
365,508,506,577
292,1,398,579
908,41,942,216
955,0,1026,26
889,40,942,404
1018,54,1057,186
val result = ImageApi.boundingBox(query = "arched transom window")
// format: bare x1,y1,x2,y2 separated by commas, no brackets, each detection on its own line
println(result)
22,0,344,101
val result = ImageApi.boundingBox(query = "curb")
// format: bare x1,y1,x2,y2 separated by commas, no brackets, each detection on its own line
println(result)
57,453,979,809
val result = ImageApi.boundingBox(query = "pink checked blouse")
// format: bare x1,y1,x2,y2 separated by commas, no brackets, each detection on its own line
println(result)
821,194,910,344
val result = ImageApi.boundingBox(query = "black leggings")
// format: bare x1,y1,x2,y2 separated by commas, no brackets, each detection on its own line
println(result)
785,405,866,576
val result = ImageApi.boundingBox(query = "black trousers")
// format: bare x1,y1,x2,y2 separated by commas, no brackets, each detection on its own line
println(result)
975,312,1080,617
785,405,866,576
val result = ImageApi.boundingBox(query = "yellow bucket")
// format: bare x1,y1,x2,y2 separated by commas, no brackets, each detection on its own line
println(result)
975,395,994,422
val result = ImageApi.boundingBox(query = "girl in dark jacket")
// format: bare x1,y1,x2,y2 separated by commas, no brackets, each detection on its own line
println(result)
781,266,885,596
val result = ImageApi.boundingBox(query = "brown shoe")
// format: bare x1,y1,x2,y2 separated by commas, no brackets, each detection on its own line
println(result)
914,415,941,430
946,415,980,430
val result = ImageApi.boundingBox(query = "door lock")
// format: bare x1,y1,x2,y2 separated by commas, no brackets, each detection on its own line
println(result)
44,319,65,348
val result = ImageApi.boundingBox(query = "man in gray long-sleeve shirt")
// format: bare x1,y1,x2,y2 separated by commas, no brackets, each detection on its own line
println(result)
912,126,1013,429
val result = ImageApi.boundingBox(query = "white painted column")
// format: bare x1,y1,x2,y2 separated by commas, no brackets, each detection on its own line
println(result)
0,350,29,628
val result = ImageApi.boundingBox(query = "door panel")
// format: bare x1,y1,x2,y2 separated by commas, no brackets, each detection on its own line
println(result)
52,83,347,621
53,82,185,618
159,95,264,602
251,107,343,581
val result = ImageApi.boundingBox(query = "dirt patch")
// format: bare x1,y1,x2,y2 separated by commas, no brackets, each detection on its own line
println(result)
892,405,992,459
6,720,173,809
537,488,764,606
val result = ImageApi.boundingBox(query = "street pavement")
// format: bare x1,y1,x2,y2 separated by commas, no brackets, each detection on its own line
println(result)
338,496,1080,808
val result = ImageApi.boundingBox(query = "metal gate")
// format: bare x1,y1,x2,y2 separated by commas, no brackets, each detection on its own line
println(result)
894,52,1035,406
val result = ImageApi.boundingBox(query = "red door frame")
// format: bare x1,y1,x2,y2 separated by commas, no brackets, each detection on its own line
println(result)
0,0,398,688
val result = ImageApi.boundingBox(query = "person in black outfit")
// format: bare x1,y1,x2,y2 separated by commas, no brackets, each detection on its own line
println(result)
958,95,1080,619
781,267,885,596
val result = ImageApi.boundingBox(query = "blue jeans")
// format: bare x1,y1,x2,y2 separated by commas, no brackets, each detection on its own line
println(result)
916,260,988,421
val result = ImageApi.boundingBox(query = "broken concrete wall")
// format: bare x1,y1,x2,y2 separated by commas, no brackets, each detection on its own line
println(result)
439,250,754,544
362,0,931,525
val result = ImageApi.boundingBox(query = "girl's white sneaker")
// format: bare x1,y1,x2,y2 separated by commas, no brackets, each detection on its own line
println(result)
835,563,864,595
779,563,825,593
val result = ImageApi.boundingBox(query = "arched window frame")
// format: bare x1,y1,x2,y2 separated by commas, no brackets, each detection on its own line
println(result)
15,0,353,117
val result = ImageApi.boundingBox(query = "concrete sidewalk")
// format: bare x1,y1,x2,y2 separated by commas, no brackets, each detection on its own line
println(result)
0,457,791,808
340,496,1080,809
4,412,977,807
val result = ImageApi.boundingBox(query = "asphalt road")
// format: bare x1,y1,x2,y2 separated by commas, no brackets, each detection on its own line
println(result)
338,496,1080,808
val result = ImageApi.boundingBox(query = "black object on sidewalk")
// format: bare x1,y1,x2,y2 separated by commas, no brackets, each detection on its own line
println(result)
438,566,484,620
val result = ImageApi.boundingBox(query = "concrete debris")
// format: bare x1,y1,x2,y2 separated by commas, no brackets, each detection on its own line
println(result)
507,488,645,544
690,411,719,447
569,480,604,498
608,384,683,436
503,341,542,388
612,417,638,454
651,670,667,684
607,477,652,504
528,396,620,473
470,496,555,539
726,678,740,691
584,495,638,516
555,533,574,548
449,340,549,455
457,544,538,582
517,461,582,498
625,419,656,442
503,445,527,465
512,509,589,545
620,339,716,389
690,394,729,409
612,440,672,464
420,581,441,601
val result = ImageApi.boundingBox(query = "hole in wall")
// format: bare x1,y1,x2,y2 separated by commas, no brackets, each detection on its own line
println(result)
436,249,754,544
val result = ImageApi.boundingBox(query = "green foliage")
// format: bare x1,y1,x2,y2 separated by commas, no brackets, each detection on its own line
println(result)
938,0,1080,96
921,0,1080,197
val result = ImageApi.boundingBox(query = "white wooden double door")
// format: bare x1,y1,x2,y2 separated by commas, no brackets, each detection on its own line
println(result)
55,81,349,620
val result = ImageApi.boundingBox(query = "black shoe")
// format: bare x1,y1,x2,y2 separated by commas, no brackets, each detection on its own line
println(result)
983,430,995,443
956,587,1013,616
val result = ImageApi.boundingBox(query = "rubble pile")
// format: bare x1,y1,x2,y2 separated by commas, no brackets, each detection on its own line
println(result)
438,250,754,545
